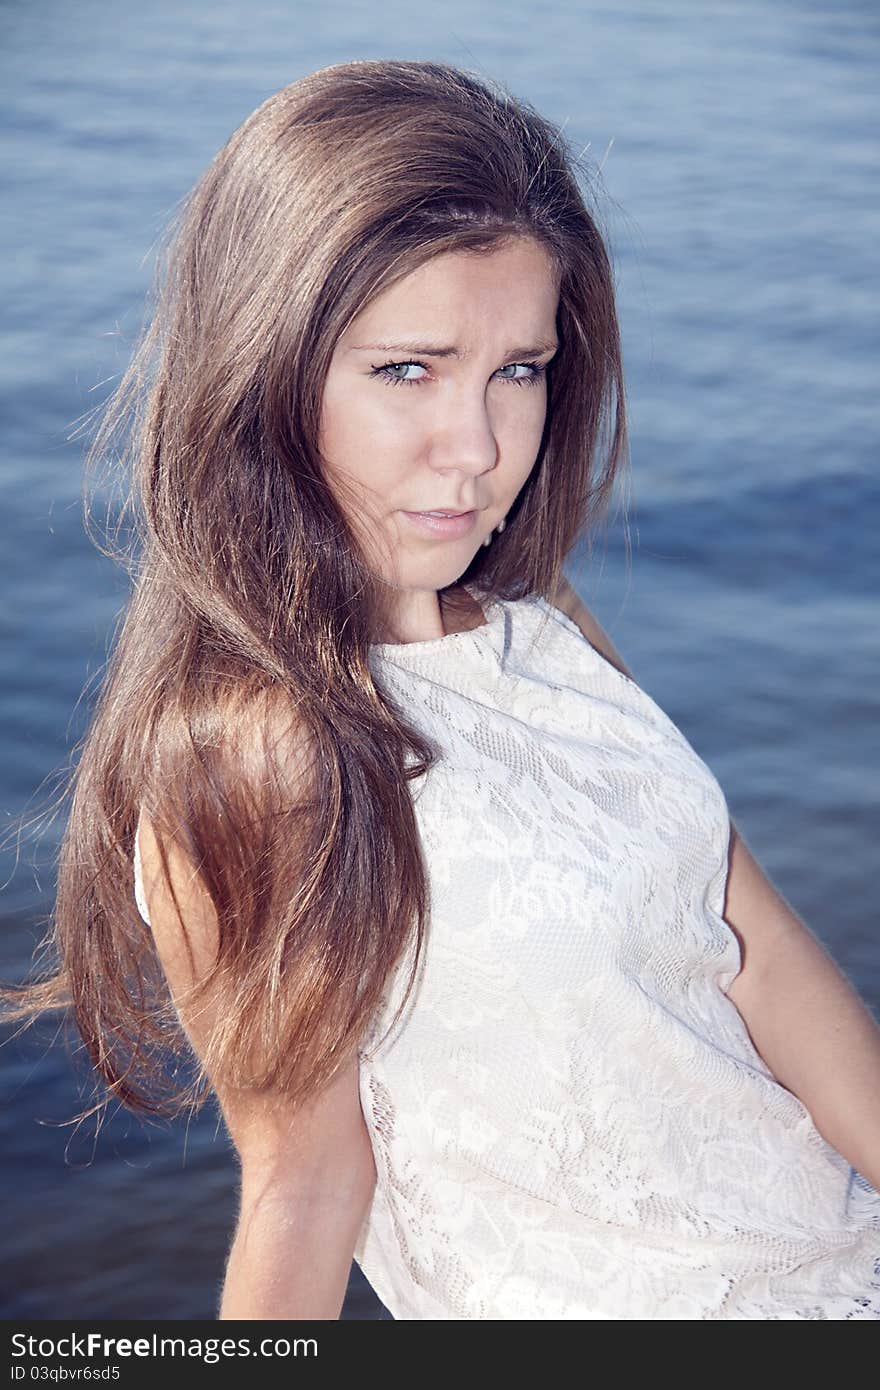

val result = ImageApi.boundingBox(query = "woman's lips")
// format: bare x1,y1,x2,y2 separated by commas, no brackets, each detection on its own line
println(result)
401,510,478,539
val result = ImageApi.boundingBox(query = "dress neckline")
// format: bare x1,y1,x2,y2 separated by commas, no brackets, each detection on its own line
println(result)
370,583,505,658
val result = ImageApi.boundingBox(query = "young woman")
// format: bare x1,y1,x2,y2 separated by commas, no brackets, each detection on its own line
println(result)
4,59,879,1321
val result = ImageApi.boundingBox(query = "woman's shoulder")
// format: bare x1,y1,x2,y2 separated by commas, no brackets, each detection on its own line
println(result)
234,686,315,786
139,684,316,844
545,574,637,685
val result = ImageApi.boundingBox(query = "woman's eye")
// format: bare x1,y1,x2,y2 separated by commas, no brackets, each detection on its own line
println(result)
496,362,545,384
372,360,428,386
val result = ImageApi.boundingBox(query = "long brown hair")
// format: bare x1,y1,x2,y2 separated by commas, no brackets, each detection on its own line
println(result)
0,59,628,1122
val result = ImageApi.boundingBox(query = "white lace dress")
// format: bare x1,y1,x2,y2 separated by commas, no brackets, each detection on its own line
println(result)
133,588,880,1319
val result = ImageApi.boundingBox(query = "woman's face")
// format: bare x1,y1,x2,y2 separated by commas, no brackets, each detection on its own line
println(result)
319,236,561,639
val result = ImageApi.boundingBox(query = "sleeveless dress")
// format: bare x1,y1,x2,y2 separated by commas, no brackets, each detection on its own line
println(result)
132,587,880,1320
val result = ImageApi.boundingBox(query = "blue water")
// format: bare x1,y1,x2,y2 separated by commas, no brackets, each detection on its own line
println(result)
1,0,877,1320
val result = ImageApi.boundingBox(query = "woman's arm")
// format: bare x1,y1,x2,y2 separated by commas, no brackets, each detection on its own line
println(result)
550,573,880,1188
137,808,376,1320
220,1050,376,1320
721,822,880,1189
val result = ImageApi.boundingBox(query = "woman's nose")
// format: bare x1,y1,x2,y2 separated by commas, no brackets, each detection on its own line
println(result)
428,395,499,477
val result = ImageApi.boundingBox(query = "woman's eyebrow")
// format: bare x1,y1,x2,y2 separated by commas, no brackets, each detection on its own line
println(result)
348,340,559,359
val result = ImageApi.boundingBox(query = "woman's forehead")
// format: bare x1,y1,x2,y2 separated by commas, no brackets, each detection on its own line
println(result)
340,240,561,345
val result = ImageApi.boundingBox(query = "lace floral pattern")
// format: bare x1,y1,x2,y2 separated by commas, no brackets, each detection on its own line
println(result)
351,592,880,1319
